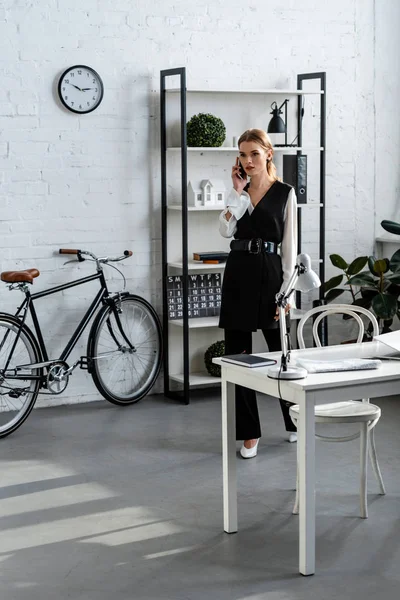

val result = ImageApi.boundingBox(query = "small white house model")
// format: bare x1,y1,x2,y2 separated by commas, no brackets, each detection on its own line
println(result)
187,179,226,208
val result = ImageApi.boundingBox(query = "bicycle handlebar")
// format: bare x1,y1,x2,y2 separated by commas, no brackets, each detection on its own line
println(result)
58,248,132,263
59,249,79,255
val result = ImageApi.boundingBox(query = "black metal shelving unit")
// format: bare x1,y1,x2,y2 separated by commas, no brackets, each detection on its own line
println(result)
160,67,190,404
296,72,326,310
160,67,326,404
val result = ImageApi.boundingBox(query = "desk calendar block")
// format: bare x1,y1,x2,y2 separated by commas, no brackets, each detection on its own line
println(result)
167,273,222,320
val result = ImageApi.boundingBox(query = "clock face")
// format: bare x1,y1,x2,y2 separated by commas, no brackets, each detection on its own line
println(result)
58,65,104,114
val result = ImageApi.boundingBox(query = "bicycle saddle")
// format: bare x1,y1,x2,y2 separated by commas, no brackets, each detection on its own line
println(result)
1,269,40,283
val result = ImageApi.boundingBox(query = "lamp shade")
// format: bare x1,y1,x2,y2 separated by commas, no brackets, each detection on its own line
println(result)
267,112,286,134
267,102,286,134
293,254,321,293
295,270,321,293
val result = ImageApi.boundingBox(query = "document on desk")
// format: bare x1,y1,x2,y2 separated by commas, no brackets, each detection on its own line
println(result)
373,330,400,358
295,358,381,374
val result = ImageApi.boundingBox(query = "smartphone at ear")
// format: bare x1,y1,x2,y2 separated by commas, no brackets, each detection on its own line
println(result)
237,158,246,179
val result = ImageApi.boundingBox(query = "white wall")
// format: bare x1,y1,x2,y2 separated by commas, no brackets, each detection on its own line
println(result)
0,0,399,404
374,0,400,234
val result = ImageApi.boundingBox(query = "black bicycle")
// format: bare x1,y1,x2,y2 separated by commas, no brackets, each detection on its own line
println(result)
0,248,162,438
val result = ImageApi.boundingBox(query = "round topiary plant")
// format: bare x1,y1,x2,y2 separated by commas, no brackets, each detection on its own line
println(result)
187,113,226,147
204,340,225,377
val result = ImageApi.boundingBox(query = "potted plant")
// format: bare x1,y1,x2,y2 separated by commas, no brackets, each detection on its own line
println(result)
381,219,400,236
323,248,400,334
204,340,225,377
186,113,226,147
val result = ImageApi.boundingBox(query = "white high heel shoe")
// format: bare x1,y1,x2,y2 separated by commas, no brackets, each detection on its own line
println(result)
240,439,259,459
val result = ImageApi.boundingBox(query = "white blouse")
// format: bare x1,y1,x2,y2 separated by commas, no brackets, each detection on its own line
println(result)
219,187,298,296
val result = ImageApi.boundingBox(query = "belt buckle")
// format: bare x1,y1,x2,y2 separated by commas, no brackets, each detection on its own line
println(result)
248,238,262,254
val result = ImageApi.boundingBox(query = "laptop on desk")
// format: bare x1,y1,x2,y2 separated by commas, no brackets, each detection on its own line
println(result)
372,331,400,360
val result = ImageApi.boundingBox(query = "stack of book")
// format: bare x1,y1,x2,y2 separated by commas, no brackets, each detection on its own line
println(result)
193,251,229,264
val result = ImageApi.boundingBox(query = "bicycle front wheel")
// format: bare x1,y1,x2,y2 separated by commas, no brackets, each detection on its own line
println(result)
0,316,41,438
88,295,162,405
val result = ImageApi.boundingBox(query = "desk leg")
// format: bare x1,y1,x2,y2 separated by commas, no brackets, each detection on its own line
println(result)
298,393,315,576
222,377,237,533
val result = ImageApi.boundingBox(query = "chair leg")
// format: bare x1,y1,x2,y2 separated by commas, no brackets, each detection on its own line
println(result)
293,464,299,514
369,425,386,495
360,422,368,518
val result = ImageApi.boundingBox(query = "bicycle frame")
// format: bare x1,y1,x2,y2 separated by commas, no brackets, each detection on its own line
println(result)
1,269,133,383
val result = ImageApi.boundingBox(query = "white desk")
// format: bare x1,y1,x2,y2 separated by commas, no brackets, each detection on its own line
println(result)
213,341,400,576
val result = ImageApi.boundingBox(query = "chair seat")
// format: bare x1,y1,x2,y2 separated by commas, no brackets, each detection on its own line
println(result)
289,401,381,423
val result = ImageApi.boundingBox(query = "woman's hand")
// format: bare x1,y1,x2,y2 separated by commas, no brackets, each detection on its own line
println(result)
274,304,291,321
232,157,247,193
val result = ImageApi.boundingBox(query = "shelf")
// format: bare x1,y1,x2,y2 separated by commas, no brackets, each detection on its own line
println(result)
168,205,224,211
291,309,307,320
169,309,307,329
375,236,399,244
166,88,324,96
168,259,321,271
167,146,324,152
169,371,221,386
161,68,326,405
168,203,323,210
168,261,226,271
170,316,219,328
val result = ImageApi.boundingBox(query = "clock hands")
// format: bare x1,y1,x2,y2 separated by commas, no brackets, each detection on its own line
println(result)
68,84,96,93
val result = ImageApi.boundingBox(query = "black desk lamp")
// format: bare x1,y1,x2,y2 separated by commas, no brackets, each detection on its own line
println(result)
267,99,293,147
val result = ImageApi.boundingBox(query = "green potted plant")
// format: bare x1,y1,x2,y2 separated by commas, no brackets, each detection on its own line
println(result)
186,113,226,147
323,248,400,333
204,340,225,377
381,220,400,236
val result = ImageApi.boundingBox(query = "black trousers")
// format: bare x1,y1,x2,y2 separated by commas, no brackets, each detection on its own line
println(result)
224,328,297,440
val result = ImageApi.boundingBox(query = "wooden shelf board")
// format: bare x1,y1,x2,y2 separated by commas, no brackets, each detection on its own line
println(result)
169,310,306,328
166,88,324,95
168,205,224,211
169,316,219,328
168,203,323,210
168,261,226,271
169,372,221,386
167,146,324,152
375,236,399,243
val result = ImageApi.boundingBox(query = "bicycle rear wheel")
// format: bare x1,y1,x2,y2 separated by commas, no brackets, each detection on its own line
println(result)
88,294,162,405
0,316,41,438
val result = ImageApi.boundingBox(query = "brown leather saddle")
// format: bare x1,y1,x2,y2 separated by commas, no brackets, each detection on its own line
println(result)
1,269,40,284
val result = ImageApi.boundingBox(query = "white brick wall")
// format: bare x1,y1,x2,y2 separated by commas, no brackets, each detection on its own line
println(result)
0,0,399,406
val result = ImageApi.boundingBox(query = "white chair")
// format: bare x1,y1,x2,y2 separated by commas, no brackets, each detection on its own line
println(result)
290,304,386,518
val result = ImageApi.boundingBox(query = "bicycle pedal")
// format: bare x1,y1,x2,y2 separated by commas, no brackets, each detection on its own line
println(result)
79,356,91,371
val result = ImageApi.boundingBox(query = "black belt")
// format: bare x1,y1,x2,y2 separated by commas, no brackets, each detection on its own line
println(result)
230,238,277,255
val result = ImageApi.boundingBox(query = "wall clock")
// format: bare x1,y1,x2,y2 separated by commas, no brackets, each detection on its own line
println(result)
58,65,104,114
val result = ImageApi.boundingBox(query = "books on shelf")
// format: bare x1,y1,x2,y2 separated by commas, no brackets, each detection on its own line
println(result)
193,251,229,263
221,354,277,368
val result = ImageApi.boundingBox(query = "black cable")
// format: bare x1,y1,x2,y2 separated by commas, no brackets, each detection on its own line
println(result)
277,361,283,401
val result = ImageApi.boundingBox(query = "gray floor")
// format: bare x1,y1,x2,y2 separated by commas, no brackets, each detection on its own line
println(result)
1,391,399,600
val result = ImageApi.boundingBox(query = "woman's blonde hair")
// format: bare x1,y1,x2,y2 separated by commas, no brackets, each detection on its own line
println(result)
237,128,278,180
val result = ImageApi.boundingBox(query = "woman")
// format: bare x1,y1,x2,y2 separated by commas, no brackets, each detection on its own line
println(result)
219,128,297,458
